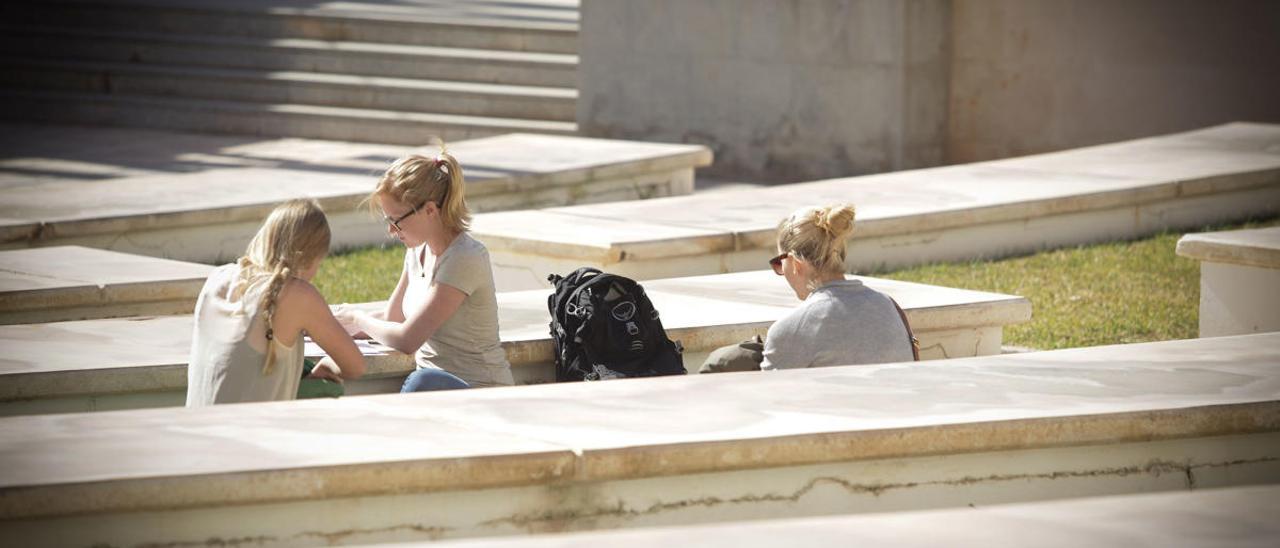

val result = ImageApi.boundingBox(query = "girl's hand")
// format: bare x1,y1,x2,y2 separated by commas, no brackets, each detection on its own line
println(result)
331,304,366,337
306,358,346,384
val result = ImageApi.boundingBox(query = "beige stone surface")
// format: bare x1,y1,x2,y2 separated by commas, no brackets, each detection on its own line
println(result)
411,485,1280,548
1194,261,1280,338
0,332,1277,519
0,271,1029,401
0,246,214,322
473,123,1280,265
0,125,710,246
1176,226,1280,269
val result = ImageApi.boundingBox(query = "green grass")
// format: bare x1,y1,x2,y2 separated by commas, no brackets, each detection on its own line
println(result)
313,216,1280,350
313,244,405,304
876,216,1280,350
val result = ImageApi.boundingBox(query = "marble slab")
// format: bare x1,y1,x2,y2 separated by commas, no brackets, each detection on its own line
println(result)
412,485,1280,548
1177,226,1280,338
1,332,1277,521
0,246,214,324
0,271,1031,404
0,125,710,260
1176,226,1280,269
470,123,1280,289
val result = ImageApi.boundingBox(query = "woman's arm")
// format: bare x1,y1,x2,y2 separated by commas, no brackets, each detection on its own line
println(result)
759,314,807,371
345,282,466,355
382,264,410,323
286,280,366,380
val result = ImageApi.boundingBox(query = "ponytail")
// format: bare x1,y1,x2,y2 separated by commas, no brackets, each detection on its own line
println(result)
435,149,471,233
369,139,472,233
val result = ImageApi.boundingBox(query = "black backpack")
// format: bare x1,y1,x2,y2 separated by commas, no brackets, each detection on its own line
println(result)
547,268,686,381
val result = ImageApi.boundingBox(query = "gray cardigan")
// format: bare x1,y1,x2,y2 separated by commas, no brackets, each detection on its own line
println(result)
761,279,915,370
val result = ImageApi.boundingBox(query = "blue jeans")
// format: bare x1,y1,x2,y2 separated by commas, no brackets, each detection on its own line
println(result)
400,368,470,393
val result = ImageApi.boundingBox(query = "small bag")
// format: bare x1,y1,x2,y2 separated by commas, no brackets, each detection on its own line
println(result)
547,268,686,381
297,358,345,398
886,297,921,361
698,335,764,373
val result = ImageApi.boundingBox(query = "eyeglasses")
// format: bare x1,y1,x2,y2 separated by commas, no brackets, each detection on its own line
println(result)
768,251,789,275
384,200,428,232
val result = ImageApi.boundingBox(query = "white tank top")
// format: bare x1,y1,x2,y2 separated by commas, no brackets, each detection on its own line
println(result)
186,264,304,406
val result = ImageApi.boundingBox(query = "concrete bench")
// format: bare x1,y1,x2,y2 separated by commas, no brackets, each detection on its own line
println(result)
470,122,1280,290
0,332,1276,546
416,485,1280,548
0,126,711,263
0,271,1030,416
1176,226,1280,338
0,245,214,324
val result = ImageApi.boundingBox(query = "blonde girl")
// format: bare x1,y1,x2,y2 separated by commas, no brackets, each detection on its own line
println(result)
334,143,512,391
760,203,915,369
187,199,365,406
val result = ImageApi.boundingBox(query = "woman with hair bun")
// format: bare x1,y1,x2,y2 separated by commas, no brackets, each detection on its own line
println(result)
760,203,915,369
334,141,512,392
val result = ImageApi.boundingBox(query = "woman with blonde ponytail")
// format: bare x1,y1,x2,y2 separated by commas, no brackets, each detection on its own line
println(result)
334,141,512,392
187,199,365,406
757,203,915,369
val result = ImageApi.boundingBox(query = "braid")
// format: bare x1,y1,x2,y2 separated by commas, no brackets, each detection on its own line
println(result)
258,264,292,376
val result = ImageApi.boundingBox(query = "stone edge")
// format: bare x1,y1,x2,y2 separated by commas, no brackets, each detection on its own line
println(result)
0,400,1275,521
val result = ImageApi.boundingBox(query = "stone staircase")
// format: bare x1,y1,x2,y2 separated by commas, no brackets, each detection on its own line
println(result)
0,0,579,144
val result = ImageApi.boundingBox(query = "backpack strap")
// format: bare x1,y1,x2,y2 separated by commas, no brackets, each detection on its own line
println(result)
886,296,921,361
548,267,602,287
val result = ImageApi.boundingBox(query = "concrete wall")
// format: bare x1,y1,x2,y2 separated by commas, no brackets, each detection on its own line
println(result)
579,0,1280,180
948,0,1280,163
578,0,951,182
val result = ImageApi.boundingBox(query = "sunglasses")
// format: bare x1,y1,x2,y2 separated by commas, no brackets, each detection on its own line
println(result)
384,200,429,232
768,251,789,275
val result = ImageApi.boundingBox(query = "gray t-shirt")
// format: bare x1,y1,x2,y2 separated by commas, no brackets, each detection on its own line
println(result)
761,279,915,370
403,233,513,387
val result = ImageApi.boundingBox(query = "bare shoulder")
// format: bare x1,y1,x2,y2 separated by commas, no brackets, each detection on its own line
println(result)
278,277,326,310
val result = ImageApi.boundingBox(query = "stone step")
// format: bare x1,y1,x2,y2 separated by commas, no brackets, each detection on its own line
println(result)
0,125,708,262
0,26,578,88
1176,226,1280,337
0,60,577,122
0,90,578,147
470,122,1280,290
0,246,214,325
0,271,1030,415
0,333,1276,545
2,0,579,53
420,486,1280,548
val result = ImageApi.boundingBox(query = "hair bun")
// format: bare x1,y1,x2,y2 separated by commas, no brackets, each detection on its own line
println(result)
815,204,856,239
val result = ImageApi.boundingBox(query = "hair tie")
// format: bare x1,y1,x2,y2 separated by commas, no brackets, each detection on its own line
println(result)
435,157,445,168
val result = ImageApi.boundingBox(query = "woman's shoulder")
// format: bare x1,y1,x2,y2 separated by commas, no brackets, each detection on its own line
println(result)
771,297,819,334
441,233,491,266
207,262,239,281
453,232,489,255
279,277,323,304
199,263,240,298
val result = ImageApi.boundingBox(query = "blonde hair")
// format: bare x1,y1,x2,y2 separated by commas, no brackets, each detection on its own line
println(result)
235,199,331,376
370,140,470,233
776,203,857,277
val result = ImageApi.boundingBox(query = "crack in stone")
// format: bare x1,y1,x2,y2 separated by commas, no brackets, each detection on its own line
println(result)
479,456,1277,531
921,341,950,359
130,534,279,548
295,523,452,544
